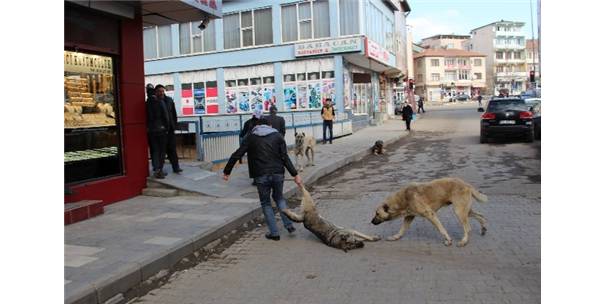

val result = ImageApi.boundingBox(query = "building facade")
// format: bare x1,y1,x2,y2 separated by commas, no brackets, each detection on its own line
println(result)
413,49,486,102
64,1,222,212
420,34,470,50
143,0,412,128
467,20,527,95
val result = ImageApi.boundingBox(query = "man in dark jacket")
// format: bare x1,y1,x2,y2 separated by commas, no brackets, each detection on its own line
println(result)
402,102,413,131
417,96,426,113
239,108,263,171
156,85,183,174
223,118,303,241
266,105,286,137
146,85,170,179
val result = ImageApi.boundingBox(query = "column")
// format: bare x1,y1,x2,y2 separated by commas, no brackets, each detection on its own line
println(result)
334,55,344,113
217,68,226,114
272,3,282,44
274,62,285,111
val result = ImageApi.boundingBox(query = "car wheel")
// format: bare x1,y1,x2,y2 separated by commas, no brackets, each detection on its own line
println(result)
526,130,535,143
535,126,541,140
480,134,487,144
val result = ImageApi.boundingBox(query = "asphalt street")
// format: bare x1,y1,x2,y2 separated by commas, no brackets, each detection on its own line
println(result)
135,104,541,304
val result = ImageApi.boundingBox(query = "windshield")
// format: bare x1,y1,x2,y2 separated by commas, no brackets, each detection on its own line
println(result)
487,99,527,112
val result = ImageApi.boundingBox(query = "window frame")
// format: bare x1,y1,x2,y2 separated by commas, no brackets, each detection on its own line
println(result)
431,73,440,81
431,59,440,67
224,7,273,50
282,1,329,42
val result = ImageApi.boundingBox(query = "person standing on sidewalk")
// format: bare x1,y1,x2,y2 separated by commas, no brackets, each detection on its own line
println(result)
223,118,303,241
156,85,183,174
266,105,285,137
146,85,170,179
402,102,413,131
321,99,336,144
417,96,426,113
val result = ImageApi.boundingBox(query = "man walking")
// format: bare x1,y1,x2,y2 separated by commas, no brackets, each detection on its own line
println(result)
146,85,170,179
156,85,183,174
402,102,413,131
417,96,426,113
321,99,336,144
223,118,303,241
477,95,483,107
266,105,285,137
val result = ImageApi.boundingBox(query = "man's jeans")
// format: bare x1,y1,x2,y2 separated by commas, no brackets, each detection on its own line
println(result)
323,120,333,144
254,174,293,236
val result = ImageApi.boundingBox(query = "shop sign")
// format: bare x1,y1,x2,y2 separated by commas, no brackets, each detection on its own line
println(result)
295,37,363,57
365,38,390,65
64,51,113,75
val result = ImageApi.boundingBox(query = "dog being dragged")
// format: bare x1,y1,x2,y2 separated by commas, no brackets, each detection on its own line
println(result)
283,185,381,252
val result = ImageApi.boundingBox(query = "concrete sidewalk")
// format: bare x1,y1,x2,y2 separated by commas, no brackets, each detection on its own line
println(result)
64,118,416,304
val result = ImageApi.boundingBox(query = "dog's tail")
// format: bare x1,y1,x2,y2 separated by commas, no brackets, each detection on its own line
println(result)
470,186,488,203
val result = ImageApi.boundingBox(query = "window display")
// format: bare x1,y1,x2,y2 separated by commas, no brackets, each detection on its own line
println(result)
64,50,122,183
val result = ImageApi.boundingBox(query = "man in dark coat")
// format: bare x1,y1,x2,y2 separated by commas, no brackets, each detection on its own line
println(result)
266,105,286,137
146,85,170,179
156,85,183,174
417,96,426,113
223,118,303,241
402,102,414,131
239,108,263,183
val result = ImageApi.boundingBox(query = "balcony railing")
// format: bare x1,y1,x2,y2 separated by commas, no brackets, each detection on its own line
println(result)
494,44,525,50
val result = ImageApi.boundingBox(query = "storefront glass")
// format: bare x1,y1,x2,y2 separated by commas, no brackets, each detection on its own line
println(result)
64,50,122,184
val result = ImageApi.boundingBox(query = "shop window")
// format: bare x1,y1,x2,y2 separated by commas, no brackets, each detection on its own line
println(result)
339,0,359,36
225,67,276,114
224,7,273,50
282,0,329,43
283,74,296,82
64,50,122,184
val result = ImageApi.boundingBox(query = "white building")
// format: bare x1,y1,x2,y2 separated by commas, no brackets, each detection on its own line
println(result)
467,20,527,95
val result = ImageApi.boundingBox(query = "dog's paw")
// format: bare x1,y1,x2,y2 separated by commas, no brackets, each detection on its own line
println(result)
443,239,453,246
456,240,468,247
386,235,401,241
481,227,487,236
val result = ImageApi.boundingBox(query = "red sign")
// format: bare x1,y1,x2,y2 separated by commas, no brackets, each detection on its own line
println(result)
366,38,390,65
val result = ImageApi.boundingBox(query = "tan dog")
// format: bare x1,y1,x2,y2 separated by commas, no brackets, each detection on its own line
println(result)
283,184,380,252
371,177,488,247
294,132,315,171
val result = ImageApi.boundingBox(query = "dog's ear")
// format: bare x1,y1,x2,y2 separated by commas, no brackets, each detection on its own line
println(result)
383,204,389,212
302,132,306,137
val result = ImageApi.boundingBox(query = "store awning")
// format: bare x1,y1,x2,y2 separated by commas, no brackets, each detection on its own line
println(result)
67,1,222,27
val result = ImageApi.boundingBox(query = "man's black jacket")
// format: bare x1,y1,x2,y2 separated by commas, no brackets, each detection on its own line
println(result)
266,113,286,137
224,126,297,178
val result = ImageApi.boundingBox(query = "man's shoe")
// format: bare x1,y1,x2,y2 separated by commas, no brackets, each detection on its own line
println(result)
287,226,296,234
173,168,183,174
265,233,280,241
154,171,165,179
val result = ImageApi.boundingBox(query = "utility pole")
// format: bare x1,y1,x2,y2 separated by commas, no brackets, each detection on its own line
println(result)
537,0,541,87
529,0,536,91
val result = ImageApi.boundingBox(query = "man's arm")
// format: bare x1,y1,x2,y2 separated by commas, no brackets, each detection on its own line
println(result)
223,135,251,176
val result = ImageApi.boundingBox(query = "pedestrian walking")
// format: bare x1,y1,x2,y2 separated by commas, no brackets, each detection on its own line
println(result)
239,108,264,183
146,83,158,173
477,95,483,107
321,99,335,144
402,102,413,131
156,84,183,174
146,85,170,179
417,96,426,113
223,117,303,241
266,105,285,137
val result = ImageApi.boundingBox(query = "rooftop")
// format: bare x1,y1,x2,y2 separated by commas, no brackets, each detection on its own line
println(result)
413,49,486,59
470,20,525,33
421,34,471,41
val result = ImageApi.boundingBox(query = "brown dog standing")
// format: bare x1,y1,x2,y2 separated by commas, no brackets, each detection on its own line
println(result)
371,178,488,247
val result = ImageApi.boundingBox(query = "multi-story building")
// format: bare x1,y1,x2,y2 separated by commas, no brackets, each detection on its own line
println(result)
420,34,470,50
143,0,412,131
526,39,540,86
467,20,527,95
413,49,486,102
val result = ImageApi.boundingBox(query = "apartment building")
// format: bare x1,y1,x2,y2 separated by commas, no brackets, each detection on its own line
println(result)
413,49,486,102
143,0,412,126
467,20,527,95
420,34,470,50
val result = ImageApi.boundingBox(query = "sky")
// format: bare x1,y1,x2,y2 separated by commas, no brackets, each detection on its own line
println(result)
407,0,539,43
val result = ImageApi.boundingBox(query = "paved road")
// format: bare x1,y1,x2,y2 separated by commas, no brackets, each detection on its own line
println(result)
136,104,540,304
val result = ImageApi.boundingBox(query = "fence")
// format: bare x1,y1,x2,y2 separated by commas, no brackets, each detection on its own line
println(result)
176,110,353,163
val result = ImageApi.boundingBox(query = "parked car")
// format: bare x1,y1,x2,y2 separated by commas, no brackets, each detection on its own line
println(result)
480,97,535,143
525,98,541,140
455,94,470,101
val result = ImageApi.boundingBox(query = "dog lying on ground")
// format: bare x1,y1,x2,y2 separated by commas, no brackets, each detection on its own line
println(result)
294,132,315,171
283,184,381,252
371,140,385,155
371,177,488,247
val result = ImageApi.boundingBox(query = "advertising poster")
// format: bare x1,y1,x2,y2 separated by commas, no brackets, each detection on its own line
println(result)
308,82,322,109
321,80,335,105
262,86,276,110
250,86,263,112
238,90,250,112
194,88,205,114
297,84,308,109
225,89,237,113
284,86,297,110
206,84,219,114
181,88,194,116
